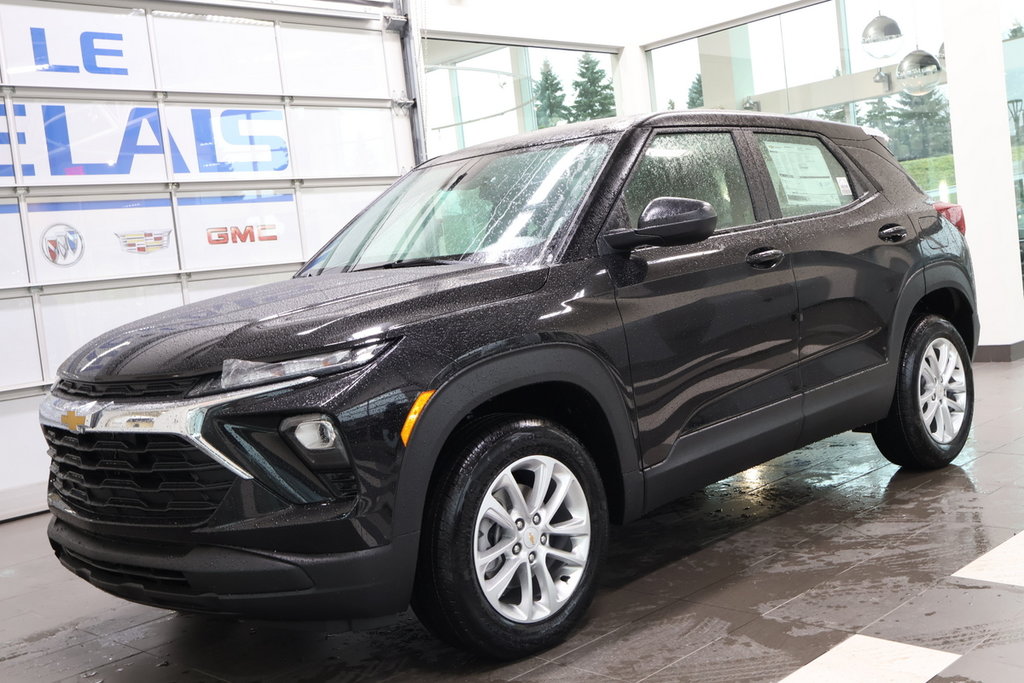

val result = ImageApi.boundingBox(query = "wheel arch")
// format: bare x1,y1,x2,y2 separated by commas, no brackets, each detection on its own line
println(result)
917,261,979,355
394,344,643,541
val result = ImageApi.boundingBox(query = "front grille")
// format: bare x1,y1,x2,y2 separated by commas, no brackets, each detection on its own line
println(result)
45,427,235,526
54,377,199,400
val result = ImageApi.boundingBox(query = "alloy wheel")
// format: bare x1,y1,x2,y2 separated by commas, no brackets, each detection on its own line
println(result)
472,454,591,623
918,337,968,444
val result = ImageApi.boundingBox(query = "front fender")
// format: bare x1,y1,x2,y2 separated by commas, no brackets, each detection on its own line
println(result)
392,342,642,539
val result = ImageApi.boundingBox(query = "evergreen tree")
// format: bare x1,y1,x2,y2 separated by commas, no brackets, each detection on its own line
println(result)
570,53,616,122
890,89,952,160
686,73,704,109
533,60,569,129
667,99,676,110
860,97,897,134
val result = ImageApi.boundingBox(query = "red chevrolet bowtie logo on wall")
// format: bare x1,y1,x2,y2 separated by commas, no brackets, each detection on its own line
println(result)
206,225,278,245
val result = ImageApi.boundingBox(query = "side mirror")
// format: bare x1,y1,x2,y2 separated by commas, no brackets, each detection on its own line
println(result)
604,197,717,251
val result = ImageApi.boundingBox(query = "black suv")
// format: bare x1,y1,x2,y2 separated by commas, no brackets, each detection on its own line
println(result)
40,111,977,658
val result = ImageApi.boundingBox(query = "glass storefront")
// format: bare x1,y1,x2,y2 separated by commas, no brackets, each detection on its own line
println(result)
422,40,616,156
648,0,955,203
1003,1,1024,272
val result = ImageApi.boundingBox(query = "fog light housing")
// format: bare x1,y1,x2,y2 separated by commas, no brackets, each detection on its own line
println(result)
280,414,349,469
292,418,337,451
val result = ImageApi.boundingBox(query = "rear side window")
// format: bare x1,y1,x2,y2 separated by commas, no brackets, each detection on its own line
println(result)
624,132,755,231
755,134,856,218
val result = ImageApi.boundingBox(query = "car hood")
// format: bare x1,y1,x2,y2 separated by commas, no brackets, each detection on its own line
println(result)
60,264,548,381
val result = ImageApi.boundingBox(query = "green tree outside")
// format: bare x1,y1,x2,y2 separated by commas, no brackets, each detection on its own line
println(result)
570,53,616,122
686,73,704,109
533,59,570,129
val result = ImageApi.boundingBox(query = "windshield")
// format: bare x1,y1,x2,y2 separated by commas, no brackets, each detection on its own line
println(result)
298,137,612,274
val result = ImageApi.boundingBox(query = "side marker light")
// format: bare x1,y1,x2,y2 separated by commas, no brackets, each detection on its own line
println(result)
401,390,435,446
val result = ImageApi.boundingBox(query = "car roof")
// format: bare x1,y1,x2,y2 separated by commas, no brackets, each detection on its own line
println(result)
422,110,873,167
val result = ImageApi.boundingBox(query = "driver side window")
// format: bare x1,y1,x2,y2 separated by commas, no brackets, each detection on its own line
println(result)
623,132,755,231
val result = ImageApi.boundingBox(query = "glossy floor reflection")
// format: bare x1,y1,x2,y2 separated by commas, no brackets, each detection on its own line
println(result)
2,360,1023,682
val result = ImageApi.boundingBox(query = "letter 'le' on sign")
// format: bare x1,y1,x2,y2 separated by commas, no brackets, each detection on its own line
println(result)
30,27,129,75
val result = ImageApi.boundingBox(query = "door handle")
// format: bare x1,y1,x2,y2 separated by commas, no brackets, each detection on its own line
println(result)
746,247,785,269
878,224,908,242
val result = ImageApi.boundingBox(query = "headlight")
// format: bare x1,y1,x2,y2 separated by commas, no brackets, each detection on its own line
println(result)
207,341,391,393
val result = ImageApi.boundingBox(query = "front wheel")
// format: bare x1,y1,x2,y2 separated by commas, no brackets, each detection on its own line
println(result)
873,314,974,469
412,417,608,659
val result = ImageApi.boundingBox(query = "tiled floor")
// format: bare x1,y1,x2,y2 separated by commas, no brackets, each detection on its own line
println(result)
2,360,1024,682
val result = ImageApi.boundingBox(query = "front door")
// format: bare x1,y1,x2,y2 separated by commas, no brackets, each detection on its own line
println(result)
606,129,802,505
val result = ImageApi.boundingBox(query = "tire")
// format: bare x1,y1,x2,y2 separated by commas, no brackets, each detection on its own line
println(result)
412,416,608,659
873,314,974,469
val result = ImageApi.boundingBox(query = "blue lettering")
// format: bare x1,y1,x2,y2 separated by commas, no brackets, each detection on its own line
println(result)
80,32,128,75
43,105,189,176
0,104,35,177
191,109,233,173
220,110,289,172
191,109,289,173
116,108,189,174
30,27,80,73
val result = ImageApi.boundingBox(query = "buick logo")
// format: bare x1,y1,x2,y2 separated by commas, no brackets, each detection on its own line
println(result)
42,224,85,266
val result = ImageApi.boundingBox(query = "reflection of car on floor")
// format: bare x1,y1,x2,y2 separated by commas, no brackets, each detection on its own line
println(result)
40,111,978,658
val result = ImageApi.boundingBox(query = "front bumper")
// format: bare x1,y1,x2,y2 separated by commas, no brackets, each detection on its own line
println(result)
40,369,424,621
48,516,419,622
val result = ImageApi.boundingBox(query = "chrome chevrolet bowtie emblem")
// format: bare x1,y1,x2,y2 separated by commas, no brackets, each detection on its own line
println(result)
60,409,87,432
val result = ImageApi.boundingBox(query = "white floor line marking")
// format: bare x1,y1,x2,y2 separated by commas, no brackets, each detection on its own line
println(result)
778,634,960,683
952,531,1024,588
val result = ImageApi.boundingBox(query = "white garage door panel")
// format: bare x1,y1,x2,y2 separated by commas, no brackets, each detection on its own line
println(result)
177,190,302,271
40,283,184,378
279,23,391,99
151,11,281,95
0,202,29,287
0,298,43,388
0,1,155,91
26,195,178,284
289,107,399,178
0,395,48,520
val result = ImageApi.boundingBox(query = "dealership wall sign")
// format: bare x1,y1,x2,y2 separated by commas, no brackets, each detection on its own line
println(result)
117,231,171,255
0,0,412,409
41,224,84,266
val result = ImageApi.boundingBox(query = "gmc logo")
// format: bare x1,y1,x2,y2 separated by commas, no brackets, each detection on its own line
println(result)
206,225,278,245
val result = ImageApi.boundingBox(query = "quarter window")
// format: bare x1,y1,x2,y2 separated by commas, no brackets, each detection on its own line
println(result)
623,132,755,231
755,134,856,218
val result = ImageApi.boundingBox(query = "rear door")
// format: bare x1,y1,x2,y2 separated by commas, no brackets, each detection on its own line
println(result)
743,129,921,442
607,128,802,507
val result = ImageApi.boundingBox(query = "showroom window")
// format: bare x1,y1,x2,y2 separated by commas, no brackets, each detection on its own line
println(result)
647,0,955,205
623,132,754,230
755,133,857,217
1002,0,1024,275
422,39,617,156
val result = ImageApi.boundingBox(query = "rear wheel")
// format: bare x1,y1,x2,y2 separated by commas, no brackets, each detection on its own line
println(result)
873,315,973,469
412,416,607,659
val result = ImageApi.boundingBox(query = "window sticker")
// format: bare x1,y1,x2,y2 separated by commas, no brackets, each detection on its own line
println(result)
835,175,852,196
762,139,842,207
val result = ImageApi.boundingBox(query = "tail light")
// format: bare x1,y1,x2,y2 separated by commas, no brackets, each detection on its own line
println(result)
934,201,966,235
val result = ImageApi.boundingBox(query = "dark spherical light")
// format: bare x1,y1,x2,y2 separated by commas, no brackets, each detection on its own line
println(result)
862,14,903,59
895,49,943,95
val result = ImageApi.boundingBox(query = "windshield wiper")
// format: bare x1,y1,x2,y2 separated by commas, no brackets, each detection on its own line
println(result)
351,257,466,272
